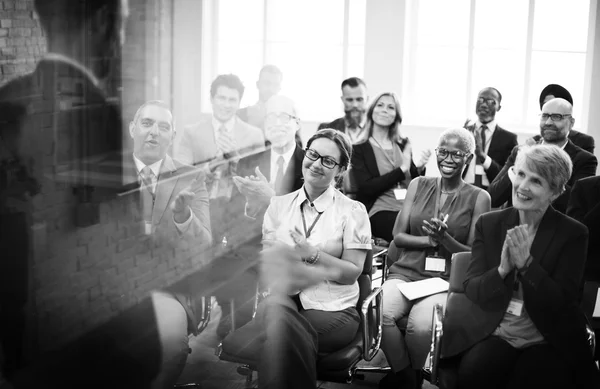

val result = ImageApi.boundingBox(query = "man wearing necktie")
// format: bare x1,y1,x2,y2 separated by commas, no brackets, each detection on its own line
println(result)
208,95,304,338
463,87,518,190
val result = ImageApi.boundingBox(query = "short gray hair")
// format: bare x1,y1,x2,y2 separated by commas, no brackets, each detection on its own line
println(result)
515,144,573,194
438,127,476,155
131,100,175,130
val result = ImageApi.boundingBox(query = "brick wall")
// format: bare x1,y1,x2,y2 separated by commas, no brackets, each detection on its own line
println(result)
0,0,209,357
0,0,45,85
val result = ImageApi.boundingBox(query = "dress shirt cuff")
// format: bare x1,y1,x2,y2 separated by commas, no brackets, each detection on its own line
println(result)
483,155,492,170
174,209,194,233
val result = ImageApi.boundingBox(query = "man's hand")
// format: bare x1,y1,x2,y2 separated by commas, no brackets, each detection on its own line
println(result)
233,167,276,202
474,130,487,164
171,176,203,223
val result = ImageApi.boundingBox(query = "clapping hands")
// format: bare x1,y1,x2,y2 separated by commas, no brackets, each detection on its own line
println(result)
232,167,276,202
422,214,449,246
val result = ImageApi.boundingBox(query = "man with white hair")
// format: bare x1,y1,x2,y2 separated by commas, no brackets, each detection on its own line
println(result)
489,98,597,213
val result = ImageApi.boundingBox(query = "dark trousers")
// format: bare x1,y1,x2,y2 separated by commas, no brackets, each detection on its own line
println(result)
457,336,574,389
233,295,359,389
369,211,399,244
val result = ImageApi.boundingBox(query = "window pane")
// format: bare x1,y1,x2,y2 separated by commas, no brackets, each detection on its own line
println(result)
266,0,344,44
526,51,586,128
218,0,264,42
266,43,343,120
347,44,365,79
348,0,367,45
407,47,468,125
532,0,590,52
471,48,526,125
417,0,470,46
474,0,528,50
216,42,263,106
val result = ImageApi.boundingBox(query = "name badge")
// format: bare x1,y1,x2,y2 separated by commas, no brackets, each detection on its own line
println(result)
394,188,407,200
144,221,153,235
425,256,446,272
507,298,523,316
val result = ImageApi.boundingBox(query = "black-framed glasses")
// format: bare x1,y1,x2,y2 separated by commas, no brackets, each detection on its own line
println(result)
435,148,469,162
539,113,572,122
265,112,298,125
477,97,497,106
304,148,340,169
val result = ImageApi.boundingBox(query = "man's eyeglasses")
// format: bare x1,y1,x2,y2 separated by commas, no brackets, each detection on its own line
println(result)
539,113,572,122
435,148,470,162
265,112,298,125
477,97,497,106
304,148,340,169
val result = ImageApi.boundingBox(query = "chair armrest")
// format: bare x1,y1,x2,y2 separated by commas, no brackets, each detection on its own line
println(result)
196,295,212,335
586,323,596,357
428,303,444,385
361,286,384,361
373,248,388,283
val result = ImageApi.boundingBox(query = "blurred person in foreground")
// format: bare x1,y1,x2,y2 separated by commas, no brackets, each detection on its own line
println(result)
445,145,599,388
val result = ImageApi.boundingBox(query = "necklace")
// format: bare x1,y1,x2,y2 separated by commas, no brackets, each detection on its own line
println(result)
441,190,456,194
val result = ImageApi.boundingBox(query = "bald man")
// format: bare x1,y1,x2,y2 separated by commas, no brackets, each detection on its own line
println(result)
489,98,597,213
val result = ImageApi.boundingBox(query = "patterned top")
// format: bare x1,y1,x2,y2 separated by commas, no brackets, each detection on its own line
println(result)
263,185,372,311
389,176,483,281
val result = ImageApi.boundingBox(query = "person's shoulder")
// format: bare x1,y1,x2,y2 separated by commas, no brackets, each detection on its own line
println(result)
319,117,344,130
335,188,368,213
494,125,518,140
556,209,588,237
479,207,511,224
575,175,600,189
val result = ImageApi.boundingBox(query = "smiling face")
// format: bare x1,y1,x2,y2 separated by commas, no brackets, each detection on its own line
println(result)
302,138,342,190
539,98,574,144
511,156,557,212
436,136,473,179
211,86,241,123
371,95,397,127
130,104,174,165
264,95,298,149
475,88,501,124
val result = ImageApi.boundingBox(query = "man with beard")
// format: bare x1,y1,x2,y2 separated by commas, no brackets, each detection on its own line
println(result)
489,98,597,213
462,87,518,190
318,77,368,144
212,95,304,338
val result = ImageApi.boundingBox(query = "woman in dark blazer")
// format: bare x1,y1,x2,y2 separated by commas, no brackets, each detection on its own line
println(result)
447,144,599,388
351,92,428,243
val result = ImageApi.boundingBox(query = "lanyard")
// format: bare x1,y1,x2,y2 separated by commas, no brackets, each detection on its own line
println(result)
301,203,323,239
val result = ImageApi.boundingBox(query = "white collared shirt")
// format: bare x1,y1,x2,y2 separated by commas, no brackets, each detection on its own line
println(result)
212,116,236,139
44,52,100,87
541,138,568,150
269,144,296,183
263,185,372,311
132,155,192,230
465,119,497,185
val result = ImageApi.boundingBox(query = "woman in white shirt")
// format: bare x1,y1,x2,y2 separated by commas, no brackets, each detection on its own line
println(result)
249,128,372,389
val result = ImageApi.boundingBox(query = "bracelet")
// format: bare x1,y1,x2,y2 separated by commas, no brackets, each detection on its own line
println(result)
304,249,320,265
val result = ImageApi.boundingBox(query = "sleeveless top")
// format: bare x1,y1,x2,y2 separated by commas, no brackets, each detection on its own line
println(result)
389,176,483,281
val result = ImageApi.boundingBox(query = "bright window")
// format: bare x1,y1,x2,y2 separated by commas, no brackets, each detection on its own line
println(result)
402,0,591,131
201,0,367,121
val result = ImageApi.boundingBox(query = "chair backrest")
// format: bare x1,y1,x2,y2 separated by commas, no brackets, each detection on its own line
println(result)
448,252,471,293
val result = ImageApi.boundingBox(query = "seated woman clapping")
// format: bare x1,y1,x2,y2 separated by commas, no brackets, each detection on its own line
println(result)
444,144,600,389
237,129,372,389
379,128,491,388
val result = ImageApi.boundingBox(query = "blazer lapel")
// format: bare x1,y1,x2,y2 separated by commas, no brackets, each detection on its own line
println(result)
364,142,380,176
529,206,559,268
153,155,179,224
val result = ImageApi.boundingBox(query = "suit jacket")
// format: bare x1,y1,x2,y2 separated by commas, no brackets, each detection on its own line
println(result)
568,176,600,282
446,207,598,386
488,140,598,213
175,116,265,166
351,139,423,211
463,122,518,184
318,117,346,133
533,129,595,154
123,154,211,244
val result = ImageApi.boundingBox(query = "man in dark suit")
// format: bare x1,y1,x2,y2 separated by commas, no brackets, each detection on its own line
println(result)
533,84,595,153
212,95,304,338
462,87,518,189
0,0,127,381
489,98,597,213
318,77,368,144
568,176,600,282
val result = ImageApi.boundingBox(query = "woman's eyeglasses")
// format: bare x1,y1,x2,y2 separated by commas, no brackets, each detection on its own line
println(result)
304,148,340,169
435,148,469,163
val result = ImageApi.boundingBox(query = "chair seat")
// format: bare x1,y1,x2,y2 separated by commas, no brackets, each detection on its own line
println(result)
316,331,362,371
